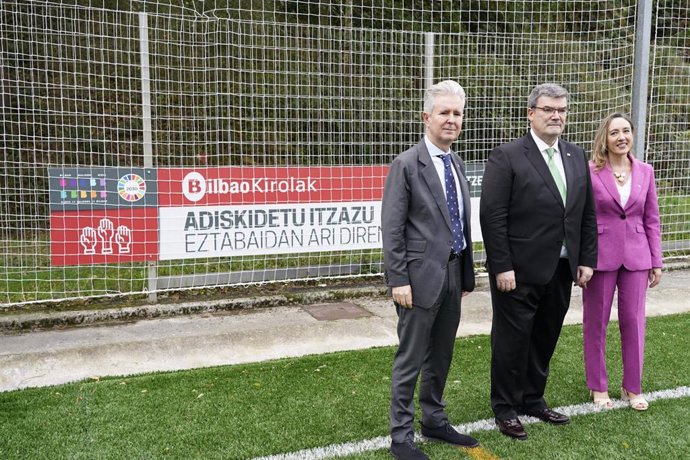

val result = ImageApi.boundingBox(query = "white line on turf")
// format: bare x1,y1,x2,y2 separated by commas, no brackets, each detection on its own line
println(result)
253,385,690,460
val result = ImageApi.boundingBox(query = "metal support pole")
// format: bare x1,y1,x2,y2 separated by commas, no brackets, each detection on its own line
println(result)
424,32,434,90
139,12,157,303
631,0,653,161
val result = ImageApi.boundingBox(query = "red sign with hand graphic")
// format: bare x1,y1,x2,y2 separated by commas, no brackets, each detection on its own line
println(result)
48,167,159,266
50,208,159,266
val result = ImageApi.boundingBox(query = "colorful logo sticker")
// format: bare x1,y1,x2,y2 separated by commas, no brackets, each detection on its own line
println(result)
58,176,108,202
118,174,147,202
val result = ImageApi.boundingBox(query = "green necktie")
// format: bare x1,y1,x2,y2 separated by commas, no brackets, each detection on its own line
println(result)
546,147,567,204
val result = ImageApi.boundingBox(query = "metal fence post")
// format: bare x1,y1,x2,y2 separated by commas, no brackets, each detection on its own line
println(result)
424,32,434,90
139,11,157,303
631,0,653,161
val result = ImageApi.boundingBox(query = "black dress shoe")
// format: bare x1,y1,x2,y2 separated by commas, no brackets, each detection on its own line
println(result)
495,418,528,440
390,440,429,460
421,423,480,448
524,408,570,425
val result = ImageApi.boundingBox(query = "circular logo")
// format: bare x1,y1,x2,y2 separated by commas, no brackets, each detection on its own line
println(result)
117,174,146,202
183,171,206,202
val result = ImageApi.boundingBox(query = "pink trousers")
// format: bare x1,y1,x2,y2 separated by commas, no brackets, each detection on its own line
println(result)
582,267,648,394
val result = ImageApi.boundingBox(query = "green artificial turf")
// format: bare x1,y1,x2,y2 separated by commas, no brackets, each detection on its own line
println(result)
0,313,688,459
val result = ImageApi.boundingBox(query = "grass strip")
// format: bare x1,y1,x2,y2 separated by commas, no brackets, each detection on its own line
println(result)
0,313,688,459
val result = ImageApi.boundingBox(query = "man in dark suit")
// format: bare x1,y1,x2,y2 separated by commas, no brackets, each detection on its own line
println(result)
382,80,478,460
479,83,598,440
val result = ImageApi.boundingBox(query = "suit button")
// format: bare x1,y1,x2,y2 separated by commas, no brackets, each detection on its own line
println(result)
619,214,626,219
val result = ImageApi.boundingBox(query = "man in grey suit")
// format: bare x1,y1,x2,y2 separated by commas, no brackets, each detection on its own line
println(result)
382,80,479,460
480,83,598,440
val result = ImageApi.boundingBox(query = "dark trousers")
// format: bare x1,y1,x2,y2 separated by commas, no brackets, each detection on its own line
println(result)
389,258,462,443
489,258,572,420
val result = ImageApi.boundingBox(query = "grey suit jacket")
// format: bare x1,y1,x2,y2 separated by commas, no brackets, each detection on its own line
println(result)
382,139,475,309
480,133,598,284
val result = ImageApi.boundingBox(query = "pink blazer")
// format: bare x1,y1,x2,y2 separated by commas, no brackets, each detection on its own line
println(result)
589,155,663,272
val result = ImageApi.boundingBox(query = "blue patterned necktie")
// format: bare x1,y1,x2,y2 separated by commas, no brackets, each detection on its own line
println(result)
438,154,465,253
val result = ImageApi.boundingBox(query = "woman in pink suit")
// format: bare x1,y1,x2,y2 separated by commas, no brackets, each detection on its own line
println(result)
583,112,662,411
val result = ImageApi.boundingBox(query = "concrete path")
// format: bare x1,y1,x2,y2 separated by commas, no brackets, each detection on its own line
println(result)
2,269,689,392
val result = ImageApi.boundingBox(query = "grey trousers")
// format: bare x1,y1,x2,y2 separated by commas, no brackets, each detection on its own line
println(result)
389,258,462,443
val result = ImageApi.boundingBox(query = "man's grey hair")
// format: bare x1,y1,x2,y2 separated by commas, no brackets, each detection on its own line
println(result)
527,83,569,108
423,80,466,114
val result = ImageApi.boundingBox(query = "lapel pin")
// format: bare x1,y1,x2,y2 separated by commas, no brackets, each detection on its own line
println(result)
566,152,571,157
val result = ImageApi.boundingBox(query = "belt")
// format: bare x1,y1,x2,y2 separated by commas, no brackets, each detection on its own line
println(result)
448,251,462,261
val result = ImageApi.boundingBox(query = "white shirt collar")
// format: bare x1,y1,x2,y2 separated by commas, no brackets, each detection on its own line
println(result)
424,136,450,157
530,130,558,154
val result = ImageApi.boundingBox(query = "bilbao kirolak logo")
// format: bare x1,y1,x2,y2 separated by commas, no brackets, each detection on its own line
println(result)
182,171,318,203
182,172,207,202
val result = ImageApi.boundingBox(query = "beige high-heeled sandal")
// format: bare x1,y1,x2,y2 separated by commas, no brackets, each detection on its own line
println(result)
590,390,613,409
621,387,649,411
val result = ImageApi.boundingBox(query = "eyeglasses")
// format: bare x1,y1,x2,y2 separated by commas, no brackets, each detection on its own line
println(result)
533,106,569,116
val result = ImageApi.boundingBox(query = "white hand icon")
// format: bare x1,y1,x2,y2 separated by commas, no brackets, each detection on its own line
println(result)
80,227,98,254
115,225,132,254
97,218,115,254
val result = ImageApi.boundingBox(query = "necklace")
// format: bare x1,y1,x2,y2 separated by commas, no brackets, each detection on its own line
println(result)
613,171,627,183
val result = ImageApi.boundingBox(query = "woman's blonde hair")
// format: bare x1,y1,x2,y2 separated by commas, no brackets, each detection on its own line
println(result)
591,112,635,170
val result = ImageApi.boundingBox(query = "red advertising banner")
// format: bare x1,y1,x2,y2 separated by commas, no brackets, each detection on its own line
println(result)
157,166,388,207
49,165,394,265
50,208,159,266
